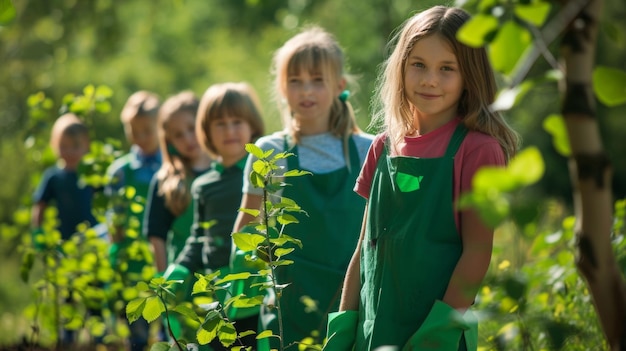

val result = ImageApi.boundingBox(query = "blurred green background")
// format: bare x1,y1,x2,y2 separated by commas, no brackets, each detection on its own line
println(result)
1,0,625,348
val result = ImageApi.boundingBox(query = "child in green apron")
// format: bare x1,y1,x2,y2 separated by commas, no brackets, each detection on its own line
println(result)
324,6,520,351
164,82,265,350
232,26,374,350
106,91,161,351
144,91,212,343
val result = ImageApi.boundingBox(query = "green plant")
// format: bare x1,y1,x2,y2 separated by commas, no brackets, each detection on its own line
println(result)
126,144,310,351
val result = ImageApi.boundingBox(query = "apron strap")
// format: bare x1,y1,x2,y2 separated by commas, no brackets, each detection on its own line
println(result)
444,123,469,158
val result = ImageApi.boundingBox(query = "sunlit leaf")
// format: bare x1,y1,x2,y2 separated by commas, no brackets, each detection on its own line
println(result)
130,202,144,214
218,321,237,347
232,233,266,251
593,66,626,106
173,303,199,321
515,3,551,27
472,167,516,192
250,171,265,189
191,279,209,295
283,169,311,177
457,13,499,48
142,296,165,323
508,147,544,186
239,208,260,218
542,114,571,156
274,247,294,258
198,312,222,345
490,20,531,75
0,0,16,25
256,329,274,339
215,272,252,285
126,298,146,323
277,214,298,225
245,143,265,159
231,295,264,308
125,186,137,199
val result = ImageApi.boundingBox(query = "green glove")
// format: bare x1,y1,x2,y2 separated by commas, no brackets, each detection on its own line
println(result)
402,300,473,351
31,228,46,251
322,310,358,351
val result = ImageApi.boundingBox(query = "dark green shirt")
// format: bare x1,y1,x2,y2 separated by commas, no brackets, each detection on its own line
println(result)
175,158,246,273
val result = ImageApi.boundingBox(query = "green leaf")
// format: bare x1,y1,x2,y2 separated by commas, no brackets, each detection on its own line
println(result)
231,295,264,308
95,84,114,98
173,303,199,321
142,296,166,323
245,143,265,159
515,3,551,27
232,233,266,251
490,20,531,75
256,330,274,339
472,167,516,193
0,0,16,25
283,169,311,177
508,147,545,186
198,313,222,345
126,298,146,324
593,66,626,106
250,171,265,189
218,321,238,347
542,114,571,156
215,272,252,285
130,202,144,214
239,208,260,218
277,213,299,225
457,14,499,48
274,247,294,258
192,277,209,295
125,186,137,199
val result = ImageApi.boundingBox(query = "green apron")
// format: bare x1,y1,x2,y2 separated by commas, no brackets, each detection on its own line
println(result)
260,136,365,349
356,124,476,350
169,198,195,264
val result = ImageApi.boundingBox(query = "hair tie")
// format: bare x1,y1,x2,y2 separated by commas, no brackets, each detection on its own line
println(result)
339,90,350,102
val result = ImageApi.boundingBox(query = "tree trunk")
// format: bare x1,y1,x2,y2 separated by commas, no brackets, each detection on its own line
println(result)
560,0,626,348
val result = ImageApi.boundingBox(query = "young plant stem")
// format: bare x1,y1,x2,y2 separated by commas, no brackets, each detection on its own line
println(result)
160,292,184,351
262,184,285,351
53,253,62,351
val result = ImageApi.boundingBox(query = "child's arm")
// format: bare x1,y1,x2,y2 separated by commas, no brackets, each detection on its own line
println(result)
338,205,367,311
150,236,167,272
442,208,493,310
232,193,263,232
31,201,46,229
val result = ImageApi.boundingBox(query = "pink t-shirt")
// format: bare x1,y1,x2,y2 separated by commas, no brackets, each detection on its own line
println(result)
354,118,506,231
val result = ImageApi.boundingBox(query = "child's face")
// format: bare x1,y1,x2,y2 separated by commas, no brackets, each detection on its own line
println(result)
209,115,252,166
285,69,342,133
58,134,89,170
165,111,202,160
126,115,158,154
404,34,464,125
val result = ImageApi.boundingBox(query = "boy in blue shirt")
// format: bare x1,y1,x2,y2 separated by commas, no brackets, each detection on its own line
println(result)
32,113,96,244
105,90,161,351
